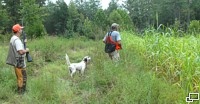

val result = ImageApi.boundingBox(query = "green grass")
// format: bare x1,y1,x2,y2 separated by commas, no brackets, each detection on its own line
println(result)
0,32,198,103
142,32,200,93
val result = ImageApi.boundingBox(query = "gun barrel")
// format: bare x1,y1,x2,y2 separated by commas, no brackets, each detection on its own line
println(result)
22,31,33,62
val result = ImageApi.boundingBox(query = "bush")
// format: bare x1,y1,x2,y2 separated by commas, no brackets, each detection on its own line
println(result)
188,20,200,34
26,21,47,39
0,34,12,44
29,36,63,62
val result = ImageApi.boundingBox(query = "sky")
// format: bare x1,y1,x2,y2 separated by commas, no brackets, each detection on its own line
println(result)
50,0,123,9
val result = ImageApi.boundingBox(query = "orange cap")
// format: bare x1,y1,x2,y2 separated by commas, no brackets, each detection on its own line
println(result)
12,24,23,32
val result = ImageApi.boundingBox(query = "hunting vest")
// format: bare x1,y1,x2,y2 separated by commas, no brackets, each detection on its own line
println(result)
6,39,22,67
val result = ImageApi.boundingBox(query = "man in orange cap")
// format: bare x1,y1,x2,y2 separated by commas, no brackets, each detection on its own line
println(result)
103,23,122,61
6,24,29,94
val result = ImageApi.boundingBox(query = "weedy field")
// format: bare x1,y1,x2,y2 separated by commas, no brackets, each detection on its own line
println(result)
0,31,199,104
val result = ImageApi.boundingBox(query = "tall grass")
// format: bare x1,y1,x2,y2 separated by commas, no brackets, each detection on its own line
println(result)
122,30,200,93
0,33,190,103
144,32,200,93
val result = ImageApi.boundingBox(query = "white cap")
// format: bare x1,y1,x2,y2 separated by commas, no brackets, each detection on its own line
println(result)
111,23,119,27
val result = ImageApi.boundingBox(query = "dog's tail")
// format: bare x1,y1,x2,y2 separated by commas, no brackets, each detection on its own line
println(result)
65,54,71,66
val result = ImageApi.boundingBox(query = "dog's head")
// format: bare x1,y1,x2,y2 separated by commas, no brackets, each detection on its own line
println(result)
83,56,91,63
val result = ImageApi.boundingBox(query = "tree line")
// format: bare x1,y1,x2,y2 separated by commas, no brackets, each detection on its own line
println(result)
0,0,200,39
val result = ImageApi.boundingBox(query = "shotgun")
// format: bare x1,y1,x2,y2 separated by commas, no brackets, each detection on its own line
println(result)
22,31,33,62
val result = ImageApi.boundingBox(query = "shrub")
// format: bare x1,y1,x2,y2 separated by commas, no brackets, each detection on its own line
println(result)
188,20,200,34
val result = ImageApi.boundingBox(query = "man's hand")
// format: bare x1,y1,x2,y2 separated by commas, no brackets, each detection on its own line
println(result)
18,48,29,55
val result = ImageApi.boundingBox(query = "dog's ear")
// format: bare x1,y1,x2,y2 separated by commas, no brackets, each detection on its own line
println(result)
83,58,87,62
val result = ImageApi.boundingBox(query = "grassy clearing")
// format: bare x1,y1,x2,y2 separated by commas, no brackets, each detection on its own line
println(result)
0,32,195,103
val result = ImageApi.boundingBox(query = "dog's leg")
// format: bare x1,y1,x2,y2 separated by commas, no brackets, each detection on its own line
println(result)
70,67,76,77
69,67,74,77
80,67,85,76
69,67,72,74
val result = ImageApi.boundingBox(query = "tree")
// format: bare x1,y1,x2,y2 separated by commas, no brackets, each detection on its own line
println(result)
43,2,56,34
44,0,68,35
122,0,197,31
4,0,21,24
21,0,46,38
54,0,68,35
123,0,155,30
94,9,108,31
191,0,200,20
116,9,134,31
82,18,94,39
0,0,10,33
159,0,192,30
3,0,21,32
106,0,119,15
66,1,84,37
108,10,122,27
75,0,101,20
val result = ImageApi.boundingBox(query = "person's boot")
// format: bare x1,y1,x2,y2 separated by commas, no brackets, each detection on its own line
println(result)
22,70,27,93
22,83,26,94
17,87,23,94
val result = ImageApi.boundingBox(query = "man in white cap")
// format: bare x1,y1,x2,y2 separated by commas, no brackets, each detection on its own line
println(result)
6,24,29,94
103,23,122,61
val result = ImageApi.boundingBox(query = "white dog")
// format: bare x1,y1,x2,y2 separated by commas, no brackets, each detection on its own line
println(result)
65,54,91,77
